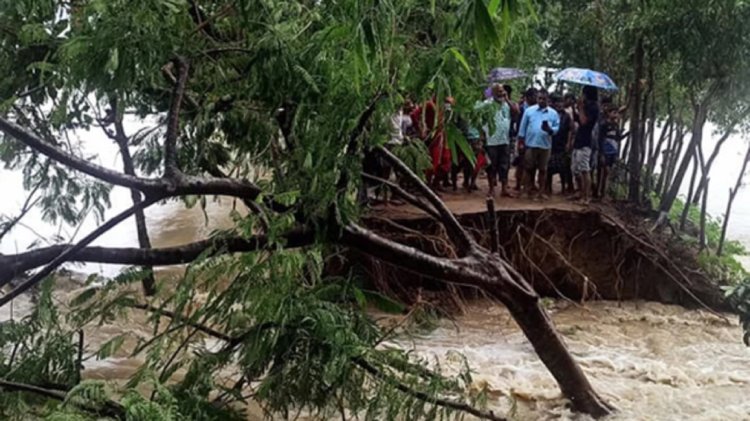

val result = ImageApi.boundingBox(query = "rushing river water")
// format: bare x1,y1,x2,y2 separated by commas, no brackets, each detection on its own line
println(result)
1,123,750,419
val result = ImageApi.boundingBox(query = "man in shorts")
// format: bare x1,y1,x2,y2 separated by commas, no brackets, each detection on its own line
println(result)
518,89,559,200
571,86,600,204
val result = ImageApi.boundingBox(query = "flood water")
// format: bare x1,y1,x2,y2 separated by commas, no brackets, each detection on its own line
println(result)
397,301,749,420
1,122,750,419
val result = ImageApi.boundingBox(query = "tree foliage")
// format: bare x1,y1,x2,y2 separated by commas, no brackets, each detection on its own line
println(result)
0,0,556,419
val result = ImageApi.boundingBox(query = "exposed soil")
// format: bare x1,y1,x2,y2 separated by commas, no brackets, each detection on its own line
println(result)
355,176,729,314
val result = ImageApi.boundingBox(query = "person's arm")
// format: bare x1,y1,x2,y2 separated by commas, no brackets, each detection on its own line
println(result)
507,99,520,121
518,109,529,141
578,99,590,126
549,112,560,135
566,116,574,151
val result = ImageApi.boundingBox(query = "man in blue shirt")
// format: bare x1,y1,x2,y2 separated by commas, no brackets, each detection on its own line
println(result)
518,89,559,200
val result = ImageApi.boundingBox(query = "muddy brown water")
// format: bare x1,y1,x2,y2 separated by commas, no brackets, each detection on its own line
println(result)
3,202,749,421
2,140,750,419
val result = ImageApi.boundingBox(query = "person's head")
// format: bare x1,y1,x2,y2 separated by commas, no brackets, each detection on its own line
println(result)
503,84,513,99
491,83,507,102
443,96,455,112
537,89,549,109
563,92,576,108
582,85,599,102
607,107,620,123
402,96,415,112
550,93,564,112
524,88,538,106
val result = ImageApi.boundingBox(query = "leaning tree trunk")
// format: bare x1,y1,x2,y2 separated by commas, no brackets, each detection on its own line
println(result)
115,139,156,295
679,153,699,231
494,279,613,416
656,103,708,228
110,101,157,296
654,119,674,196
662,126,685,199
718,143,750,256
627,37,645,203
356,146,615,418
699,178,709,252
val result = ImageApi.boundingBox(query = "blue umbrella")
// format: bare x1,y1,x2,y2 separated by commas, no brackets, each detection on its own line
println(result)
487,67,527,82
554,67,618,91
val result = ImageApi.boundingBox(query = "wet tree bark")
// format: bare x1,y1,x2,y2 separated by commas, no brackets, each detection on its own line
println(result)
346,147,615,418
627,37,644,203
679,153,699,231
110,100,156,296
699,178,709,252
718,143,750,255
656,102,708,228
501,292,613,416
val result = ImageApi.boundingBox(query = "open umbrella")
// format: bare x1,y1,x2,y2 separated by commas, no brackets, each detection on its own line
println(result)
487,67,527,82
554,67,618,91
485,67,527,98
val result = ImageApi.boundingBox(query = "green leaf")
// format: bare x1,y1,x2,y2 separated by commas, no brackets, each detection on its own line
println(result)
488,0,501,15
362,290,405,314
447,47,472,74
70,287,98,307
352,287,367,309
97,334,127,359
448,124,476,166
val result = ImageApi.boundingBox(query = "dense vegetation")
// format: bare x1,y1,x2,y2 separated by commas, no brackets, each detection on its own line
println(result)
0,0,749,419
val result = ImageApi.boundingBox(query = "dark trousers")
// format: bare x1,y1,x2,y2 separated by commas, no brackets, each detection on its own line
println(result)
486,144,510,185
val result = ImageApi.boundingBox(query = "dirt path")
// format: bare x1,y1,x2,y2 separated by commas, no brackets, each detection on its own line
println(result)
369,173,586,219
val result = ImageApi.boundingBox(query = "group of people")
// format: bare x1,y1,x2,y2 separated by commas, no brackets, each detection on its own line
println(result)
380,82,625,205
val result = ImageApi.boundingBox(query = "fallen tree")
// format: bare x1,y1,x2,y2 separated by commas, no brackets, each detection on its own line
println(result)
0,1,616,419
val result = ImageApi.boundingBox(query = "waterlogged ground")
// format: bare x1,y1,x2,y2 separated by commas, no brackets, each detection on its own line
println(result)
392,300,750,421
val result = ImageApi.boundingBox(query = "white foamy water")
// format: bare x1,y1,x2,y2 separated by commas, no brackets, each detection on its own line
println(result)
395,300,750,420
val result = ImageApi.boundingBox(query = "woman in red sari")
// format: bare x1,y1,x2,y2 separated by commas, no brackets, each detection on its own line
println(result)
414,96,451,190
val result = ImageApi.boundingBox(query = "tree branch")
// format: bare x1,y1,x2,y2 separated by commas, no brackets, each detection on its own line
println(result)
0,379,125,419
0,183,40,242
0,226,316,286
0,196,160,308
340,223,487,287
127,298,503,421
335,92,386,191
164,58,190,177
0,116,153,190
361,173,441,220
353,358,506,421
0,116,264,200
376,146,476,255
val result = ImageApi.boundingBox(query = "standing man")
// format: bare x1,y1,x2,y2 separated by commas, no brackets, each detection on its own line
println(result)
518,89,559,200
571,86,600,204
547,94,574,194
514,88,538,191
475,84,514,198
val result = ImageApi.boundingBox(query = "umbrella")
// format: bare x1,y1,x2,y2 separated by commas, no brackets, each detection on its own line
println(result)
554,67,618,91
487,67,527,82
